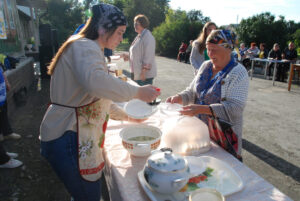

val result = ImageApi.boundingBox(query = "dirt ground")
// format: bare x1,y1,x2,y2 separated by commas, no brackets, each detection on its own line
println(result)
0,78,72,201
0,57,299,201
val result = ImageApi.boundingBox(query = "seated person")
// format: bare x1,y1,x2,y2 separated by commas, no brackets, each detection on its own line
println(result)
242,42,259,69
239,43,248,61
282,42,298,81
254,43,268,67
268,43,285,81
282,42,298,63
258,43,268,59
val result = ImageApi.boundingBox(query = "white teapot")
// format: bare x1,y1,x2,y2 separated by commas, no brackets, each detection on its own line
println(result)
143,148,191,194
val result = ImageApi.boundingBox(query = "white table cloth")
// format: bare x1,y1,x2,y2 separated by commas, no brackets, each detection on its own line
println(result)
103,106,292,201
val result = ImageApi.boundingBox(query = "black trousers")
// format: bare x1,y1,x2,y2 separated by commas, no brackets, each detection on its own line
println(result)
268,63,288,82
0,143,10,164
0,101,13,136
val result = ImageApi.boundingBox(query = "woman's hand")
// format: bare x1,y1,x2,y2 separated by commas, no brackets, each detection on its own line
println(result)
166,95,183,104
128,117,147,123
121,53,129,61
134,85,160,103
179,104,210,116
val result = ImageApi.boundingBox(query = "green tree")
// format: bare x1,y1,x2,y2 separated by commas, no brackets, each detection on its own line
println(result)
236,12,291,50
122,0,169,41
40,0,84,45
153,9,209,57
292,29,300,50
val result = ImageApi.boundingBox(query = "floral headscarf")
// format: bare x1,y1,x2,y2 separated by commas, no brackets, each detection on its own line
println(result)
206,29,237,50
92,4,127,34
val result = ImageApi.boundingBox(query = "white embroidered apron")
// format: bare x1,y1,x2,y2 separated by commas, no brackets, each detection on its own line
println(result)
51,99,112,181
75,99,111,181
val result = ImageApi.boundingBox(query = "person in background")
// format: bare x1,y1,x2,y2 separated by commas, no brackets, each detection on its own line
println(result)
40,4,160,201
282,42,298,63
190,22,217,74
184,40,193,63
104,48,113,63
166,29,249,155
281,42,298,81
239,43,248,61
0,65,21,142
258,43,268,59
123,14,157,86
177,41,188,62
243,42,259,69
0,66,22,169
268,43,283,81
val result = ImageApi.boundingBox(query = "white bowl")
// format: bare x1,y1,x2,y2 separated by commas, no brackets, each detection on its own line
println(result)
189,188,225,201
124,99,157,119
119,125,162,157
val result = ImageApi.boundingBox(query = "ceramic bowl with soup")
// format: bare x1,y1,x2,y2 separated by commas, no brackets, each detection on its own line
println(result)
119,125,162,157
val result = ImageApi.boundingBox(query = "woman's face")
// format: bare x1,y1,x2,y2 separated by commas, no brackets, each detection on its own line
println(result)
134,20,144,34
260,44,264,50
206,25,217,36
206,42,231,67
105,25,126,50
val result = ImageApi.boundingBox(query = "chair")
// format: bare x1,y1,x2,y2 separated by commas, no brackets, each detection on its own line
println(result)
288,63,300,91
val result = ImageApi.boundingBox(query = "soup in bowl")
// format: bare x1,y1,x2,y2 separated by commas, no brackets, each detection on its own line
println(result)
119,125,162,157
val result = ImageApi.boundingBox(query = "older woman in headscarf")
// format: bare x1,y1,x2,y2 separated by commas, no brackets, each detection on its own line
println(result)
166,30,249,155
40,4,160,201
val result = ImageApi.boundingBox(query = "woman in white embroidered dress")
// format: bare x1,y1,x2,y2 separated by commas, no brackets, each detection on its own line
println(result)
40,4,160,201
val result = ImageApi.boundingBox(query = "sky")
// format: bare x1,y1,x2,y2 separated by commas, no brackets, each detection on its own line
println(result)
169,0,300,26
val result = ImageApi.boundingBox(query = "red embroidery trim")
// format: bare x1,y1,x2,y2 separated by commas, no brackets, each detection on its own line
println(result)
80,162,105,175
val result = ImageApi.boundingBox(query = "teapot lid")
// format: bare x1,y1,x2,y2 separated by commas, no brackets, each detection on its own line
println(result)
147,148,187,173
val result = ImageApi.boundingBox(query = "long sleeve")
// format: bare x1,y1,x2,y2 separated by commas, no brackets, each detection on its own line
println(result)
68,39,139,103
141,32,156,68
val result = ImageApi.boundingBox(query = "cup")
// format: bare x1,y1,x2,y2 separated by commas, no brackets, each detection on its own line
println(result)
118,75,127,82
189,188,225,201
115,69,123,76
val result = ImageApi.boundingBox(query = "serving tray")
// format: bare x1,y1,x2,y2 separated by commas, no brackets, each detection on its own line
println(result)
137,156,244,201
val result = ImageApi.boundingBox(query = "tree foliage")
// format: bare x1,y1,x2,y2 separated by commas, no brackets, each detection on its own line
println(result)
121,0,169,41
293,29,300,49
153,9,210,57
236,12,300,51
39,0,84,45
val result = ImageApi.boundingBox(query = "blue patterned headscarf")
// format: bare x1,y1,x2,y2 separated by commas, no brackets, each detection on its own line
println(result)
92,4,127,34
206,29,237,50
